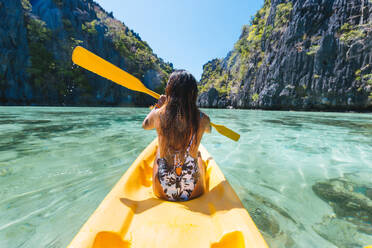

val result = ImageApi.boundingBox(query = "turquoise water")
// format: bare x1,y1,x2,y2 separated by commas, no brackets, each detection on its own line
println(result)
0,107,371,248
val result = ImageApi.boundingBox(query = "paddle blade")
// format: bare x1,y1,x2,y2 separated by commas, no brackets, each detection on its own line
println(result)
72,46,160,99
211,122,240,142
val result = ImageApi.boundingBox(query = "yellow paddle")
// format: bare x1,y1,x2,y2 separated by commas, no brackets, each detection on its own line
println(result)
72,46,240,142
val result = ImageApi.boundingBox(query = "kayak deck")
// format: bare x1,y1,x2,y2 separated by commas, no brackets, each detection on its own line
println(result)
67,139,268,248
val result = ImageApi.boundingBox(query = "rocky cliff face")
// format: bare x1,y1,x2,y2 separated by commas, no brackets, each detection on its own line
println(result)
198,0,372,111
0,0,173,106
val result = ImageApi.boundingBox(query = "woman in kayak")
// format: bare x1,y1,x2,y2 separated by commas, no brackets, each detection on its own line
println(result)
142,70,211,201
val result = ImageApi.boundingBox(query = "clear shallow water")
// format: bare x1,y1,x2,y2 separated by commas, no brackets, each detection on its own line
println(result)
0,107,371,248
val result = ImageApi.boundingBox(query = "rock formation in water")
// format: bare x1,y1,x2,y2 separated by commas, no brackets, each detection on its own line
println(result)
241,191,296,247
0,0,173,106
198,0,372,111
312,177,372,247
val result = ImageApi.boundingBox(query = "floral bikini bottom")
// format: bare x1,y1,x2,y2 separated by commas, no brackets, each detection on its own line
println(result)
157,154,200,201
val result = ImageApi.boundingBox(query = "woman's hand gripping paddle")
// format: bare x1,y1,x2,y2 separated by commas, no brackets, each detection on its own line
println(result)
72,46,240,142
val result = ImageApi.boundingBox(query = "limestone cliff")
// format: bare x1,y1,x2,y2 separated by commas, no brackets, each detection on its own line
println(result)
0,0,173,106
198,0,372,111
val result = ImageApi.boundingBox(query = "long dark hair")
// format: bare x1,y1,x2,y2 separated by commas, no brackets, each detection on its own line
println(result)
160,70,200,151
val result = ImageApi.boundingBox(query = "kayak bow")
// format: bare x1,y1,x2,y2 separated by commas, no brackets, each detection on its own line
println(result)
67,140,268,248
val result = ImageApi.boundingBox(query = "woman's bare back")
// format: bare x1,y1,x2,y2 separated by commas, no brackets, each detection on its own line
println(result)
143,104,211,201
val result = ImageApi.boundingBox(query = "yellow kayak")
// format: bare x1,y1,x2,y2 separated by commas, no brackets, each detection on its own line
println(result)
67,139,268,248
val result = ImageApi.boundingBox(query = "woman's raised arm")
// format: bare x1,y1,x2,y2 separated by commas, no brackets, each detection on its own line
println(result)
142,95,167,130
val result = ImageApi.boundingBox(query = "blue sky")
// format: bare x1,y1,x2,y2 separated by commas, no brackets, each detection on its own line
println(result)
94,0,264,80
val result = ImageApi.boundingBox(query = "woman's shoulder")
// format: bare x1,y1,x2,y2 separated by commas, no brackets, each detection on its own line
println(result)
199,111,210,122
199,111,211,133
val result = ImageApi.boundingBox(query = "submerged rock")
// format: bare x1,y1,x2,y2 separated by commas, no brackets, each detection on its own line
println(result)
243,200,280,237
312,178,372,224
313,216,372,248
240,190,296,247
312,178,372,247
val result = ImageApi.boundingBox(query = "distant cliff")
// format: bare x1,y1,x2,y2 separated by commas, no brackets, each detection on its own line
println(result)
198,0,372,111
0,0,173,106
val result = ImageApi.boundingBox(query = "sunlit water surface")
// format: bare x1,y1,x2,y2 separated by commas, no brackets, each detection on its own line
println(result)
0,107,371,248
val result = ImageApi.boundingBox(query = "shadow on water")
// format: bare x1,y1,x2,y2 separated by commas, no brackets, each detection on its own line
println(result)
263,114,372,138
20,121,111,139
37,111,93,116
117,115,146,122
0,132,28,152
0,121,109,153
262,119,303,128
0,114,18,119
22,124,76,139
0,131,46,157
282,115,372,130
286,143,331,154
238,128,251,132
0,119,52,125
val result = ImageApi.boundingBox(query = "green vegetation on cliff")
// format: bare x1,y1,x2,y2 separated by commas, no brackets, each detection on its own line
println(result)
82,20,98,36
274,2,293,27
306,45,320,56
339,23,366,46
21,0,31,12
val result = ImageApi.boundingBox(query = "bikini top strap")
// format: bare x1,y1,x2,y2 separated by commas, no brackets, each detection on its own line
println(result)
188,111,203,151
186,133,195,153
185,112,204,154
